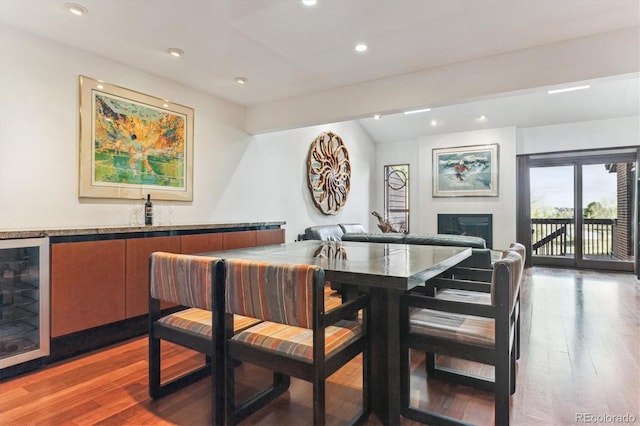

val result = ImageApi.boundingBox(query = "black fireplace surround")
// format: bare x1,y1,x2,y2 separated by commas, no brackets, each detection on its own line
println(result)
438,213,493,249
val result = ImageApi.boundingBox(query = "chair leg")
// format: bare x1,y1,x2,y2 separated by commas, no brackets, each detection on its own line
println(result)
149,333,161,399
402,350,473,425
495,351,511,426
212,363,224,426
313,376,326,426
149,335,210,399
361,342,371,422
516,311,521,360
400,343,412,418
225,354,237,425
230,370,291,424
403,347,473,425
510,346,517,395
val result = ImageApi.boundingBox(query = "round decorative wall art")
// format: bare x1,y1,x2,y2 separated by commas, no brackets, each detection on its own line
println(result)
306,131,351,215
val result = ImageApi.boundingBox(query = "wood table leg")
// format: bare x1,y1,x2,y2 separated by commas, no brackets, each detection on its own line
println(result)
369,287,402,425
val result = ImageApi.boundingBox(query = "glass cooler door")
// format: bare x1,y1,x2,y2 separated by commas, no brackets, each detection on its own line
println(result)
0,237,50,369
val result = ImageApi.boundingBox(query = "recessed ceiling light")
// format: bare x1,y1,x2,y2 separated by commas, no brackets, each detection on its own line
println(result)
167,48,184,58
302,0,317,6
66,3,87,16
96,84,103,90
373,114,381,120
234,77,248,85
430,120,438,127
547,85,590,94
354,43,368,53
477,115,487,122
162,103,169,108
403,107,431,115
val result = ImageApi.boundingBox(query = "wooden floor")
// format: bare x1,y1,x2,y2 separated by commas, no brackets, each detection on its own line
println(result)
1,267,638,425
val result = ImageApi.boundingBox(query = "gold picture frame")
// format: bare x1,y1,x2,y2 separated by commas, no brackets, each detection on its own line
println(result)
78,75,194,201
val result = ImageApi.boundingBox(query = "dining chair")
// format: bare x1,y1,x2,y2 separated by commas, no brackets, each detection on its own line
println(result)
222,259,371,425
147,252,264,425
427,242,526,365
448,243,524,282
400,250,523,425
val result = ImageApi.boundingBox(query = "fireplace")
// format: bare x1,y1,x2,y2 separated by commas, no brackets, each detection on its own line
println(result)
438,214,493,248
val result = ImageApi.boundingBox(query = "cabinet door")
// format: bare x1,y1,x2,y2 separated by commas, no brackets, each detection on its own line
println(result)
125,236,181,318
181,233,223,254
223,230,257,250
256,229,285,246
51,240,126,337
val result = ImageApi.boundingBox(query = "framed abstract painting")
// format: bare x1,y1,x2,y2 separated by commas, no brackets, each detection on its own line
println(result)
78,75,194,201
432,144,499,197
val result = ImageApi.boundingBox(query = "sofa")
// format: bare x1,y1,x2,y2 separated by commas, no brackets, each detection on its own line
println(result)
341,232,491,269
299,224,491,269
298,223,366,242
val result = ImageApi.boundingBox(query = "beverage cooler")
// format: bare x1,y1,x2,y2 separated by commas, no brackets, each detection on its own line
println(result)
0,237,50,371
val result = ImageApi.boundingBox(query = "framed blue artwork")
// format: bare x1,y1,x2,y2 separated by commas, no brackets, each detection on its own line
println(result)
433,144,499,197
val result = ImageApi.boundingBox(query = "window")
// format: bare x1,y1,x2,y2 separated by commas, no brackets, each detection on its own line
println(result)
384,164,409,232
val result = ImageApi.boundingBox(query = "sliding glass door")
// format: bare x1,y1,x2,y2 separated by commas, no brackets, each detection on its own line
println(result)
521,149,637,272
581,163,633,264
530,165,574,259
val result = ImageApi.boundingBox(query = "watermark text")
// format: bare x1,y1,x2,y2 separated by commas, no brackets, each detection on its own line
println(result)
576,413,637,424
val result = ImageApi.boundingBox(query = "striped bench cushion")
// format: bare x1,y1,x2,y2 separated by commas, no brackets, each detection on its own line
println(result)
231,319,363,363
150,253,220,310
158,287,343,338
157,308,261,337
225,260,318,328
409,308,494,347
436,288,491,305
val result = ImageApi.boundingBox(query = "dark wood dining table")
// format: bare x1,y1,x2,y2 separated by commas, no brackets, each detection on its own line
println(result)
201,239,471,425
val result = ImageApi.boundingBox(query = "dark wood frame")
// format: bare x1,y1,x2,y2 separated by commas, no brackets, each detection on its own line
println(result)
222,266,371,425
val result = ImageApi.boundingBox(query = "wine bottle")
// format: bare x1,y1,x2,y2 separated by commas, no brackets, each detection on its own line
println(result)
145,194,153,226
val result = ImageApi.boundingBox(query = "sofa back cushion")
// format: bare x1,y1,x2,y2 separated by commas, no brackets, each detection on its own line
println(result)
341,233,406,244
339,223,366,234
404,234,486,248
304,225,344,241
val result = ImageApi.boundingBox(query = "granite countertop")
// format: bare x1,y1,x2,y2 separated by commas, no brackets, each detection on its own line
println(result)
0,221,286,240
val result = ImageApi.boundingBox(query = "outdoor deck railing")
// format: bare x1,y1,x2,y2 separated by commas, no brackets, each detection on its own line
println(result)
532,218,616,256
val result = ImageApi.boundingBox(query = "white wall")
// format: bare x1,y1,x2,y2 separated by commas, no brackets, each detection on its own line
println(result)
376,128,517,249
517,116,640,154
249,124,376,241
0,26,375,240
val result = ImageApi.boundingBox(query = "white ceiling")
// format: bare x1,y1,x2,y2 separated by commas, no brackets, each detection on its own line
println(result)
1,0,639,142
357,74,640,143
